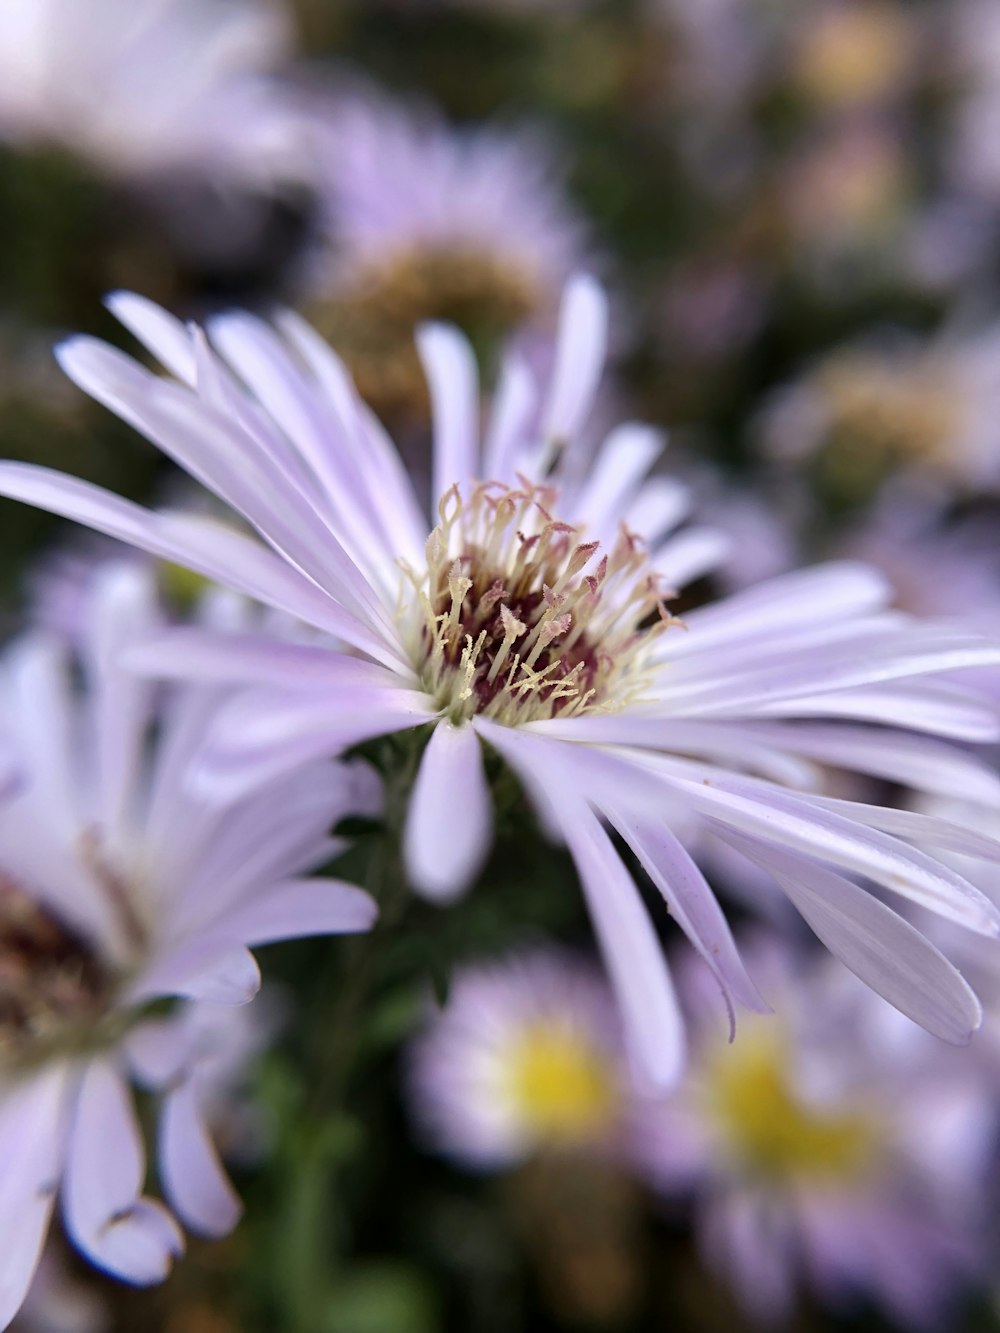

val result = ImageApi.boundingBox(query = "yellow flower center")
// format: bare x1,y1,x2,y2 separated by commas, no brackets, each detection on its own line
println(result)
404,480,675,726
506,1022,619,1147
703,1028,879,1184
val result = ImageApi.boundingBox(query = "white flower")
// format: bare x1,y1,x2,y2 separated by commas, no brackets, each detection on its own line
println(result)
0,278,999,1092
0,566,377,1328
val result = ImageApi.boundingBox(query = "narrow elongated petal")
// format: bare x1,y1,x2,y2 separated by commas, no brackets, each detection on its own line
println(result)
603,809,770,1026
404,722,493,902
726,835,983,1042
221,878,377,945
418,323,480,507
160,1081,242,1238
540,274,608,446
556,800,686,1090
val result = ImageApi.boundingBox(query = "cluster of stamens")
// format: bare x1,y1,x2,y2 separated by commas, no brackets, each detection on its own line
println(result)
404,479,678,726
0,873,115,1072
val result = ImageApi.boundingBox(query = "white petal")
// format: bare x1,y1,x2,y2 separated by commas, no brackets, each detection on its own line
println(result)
557,801,686,1090
0,1069,68,1330
540,274,608,445
222,878,378,945
160,1081,241,1238
63,1060,183,1285
729,836,983,1042
417,323,480,508
106,291,197,383
129,939,261,1006
404,722,493,903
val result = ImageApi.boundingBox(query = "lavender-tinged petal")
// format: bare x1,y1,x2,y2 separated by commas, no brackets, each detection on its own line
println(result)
59,336,400,644
160,1081,241,1238
722,833,983,1042
687,722,1000,807
601,808,770,1023
623,476,691,549
651,527,731,589
417,323,480,509
661,769,1000,934
673,561,892,655
0,1069,68,1330
751,682,1000,741
555,799,686,1091
221,877,377,945
0,464,399,662
803,795,1000,865
105,291,197,383
539,274,608,448
84,563,160,833
62,1060,183,1285
124,629,414,690
568,424,664,542
528,715,822,789
273,309,428,566
192,685,433,800
404,722,493,903
483,352,536,483
128,939,261,1007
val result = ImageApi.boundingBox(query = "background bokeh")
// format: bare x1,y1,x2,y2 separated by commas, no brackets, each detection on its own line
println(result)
4,1,1000,1330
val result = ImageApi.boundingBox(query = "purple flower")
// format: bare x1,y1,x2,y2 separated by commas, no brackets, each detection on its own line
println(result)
0,564,376,1328
629,941,996,1326
407,950,629,1168
298,82,591,420
1,279,1000,1091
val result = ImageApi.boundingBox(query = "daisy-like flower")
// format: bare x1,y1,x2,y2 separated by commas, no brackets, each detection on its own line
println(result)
758,323,1000,497
0,0,301,188
630,942,996,1327
1,278,1000,1091
0,564,377,1329
301,83,589,418
407,949,627,1168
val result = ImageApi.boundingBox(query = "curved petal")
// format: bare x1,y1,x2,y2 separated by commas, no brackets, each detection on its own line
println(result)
404,722,493,903
160,1081,241,1238
220,878,377,945
724,834,983,1043
62,1060,183,1285
0,1068,69,1330
129,939,261,1006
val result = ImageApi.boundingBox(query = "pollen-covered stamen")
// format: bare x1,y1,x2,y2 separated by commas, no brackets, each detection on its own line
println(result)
0,874,116,1071
405,479,675,725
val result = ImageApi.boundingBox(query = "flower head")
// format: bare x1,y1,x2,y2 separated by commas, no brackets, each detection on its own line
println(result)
0,565,377,1327
630,941,996,1325
302,84,589,418
407,950,627,1168
1,277,1000,1094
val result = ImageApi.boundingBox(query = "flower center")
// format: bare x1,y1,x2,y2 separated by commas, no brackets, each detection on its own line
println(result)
312,246,540,422
405,480,674,726
0,873,117,1074
702,1028,879,1184
818,355,962,482
506,1021,619,1148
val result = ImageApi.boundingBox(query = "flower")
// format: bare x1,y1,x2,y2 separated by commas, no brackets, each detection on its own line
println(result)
301,82,589,418
629,941,996,1326
0,0,301,187
1,278,1000,1092
407,949,628,1168
0,564,377,1328
757,323,1000,496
